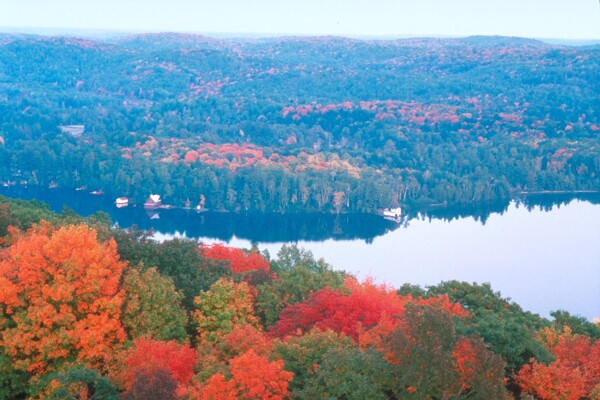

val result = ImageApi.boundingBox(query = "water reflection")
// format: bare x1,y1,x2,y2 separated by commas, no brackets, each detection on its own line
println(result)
414,192,600,225
1,187,598,244
1,187,598,320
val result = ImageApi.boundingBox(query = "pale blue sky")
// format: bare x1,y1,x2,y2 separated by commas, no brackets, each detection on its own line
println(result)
1,0,599,39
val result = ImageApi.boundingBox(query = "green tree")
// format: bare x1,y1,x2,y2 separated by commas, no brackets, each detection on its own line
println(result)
30,365,119,400
273,328,353,396
122,266,188,343
0,196,56,237
425,281,551,372
193,278,259,345
0,348,29,400
298,348,394,400
382,304,508,399
550,310,600,339
256,245,345,326
112,228,230,311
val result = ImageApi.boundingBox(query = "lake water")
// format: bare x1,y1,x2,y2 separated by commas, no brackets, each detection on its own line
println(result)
1,187,599,321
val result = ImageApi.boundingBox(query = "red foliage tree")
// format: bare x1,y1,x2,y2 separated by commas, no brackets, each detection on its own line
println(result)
119,337,196,395
123,368,179,400
184,150,200,163
270,278,466,341
517,328,600,399
201,243,270,274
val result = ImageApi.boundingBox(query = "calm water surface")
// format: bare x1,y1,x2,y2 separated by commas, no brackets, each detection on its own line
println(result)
2,187,599,320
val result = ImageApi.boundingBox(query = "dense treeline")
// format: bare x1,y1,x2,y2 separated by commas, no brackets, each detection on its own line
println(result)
0,34,598,212
1,196,599,399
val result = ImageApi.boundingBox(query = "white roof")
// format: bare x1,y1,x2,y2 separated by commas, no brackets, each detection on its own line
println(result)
149,194,161,202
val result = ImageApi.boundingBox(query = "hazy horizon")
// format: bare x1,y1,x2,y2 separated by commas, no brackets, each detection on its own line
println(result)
1,0,599,41
1,26,599,47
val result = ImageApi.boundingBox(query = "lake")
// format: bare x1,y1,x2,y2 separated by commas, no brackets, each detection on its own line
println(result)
1,187,599,321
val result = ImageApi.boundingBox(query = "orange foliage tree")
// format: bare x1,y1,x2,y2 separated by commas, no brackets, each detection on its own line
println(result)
201,243,270,274
191,350,293,400
195,324,273,382
0,223,126,375
517,328,600,399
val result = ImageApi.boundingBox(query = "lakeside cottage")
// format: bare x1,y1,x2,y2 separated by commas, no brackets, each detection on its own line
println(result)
143,194,162,209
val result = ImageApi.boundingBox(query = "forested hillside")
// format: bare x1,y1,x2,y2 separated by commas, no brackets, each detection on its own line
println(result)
1,196,599,399
0,34,598,212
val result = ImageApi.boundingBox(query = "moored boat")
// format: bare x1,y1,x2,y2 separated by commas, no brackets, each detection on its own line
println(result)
115,197,129,208
383,207,402,219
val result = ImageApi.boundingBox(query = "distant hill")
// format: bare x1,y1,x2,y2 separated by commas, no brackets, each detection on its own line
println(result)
0,33,598,212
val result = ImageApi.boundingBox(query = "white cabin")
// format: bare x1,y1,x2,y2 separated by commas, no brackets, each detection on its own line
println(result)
115,197,129,208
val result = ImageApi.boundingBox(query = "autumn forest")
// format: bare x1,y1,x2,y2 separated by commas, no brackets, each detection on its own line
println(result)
0,34,599,212
0,194,599,399
0,31,599,399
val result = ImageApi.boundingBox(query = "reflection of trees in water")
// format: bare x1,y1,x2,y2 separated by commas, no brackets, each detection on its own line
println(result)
1,187,598,243
413,193,600,226
516,193,600,212
412,199,511,225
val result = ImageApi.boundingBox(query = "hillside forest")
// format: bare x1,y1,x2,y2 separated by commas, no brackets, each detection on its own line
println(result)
0,34,598,212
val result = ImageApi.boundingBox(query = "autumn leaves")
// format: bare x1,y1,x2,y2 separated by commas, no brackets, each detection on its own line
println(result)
0,221,599,398
0,224,126,375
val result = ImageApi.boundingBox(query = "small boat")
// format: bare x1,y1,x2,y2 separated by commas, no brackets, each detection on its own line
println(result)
90,189,104,195
196,194,206,212
115,197,129,208
383,207,402,219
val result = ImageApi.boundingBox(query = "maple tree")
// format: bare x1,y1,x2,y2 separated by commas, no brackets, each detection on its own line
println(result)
517,328,600,400
121,266,188,343
117,337,196,396
201,243,270,274
193,278,259,344
191,350,293,400
256,244,345,326
0,223,126,375
270,277,466,340
122,368,179,400
195,324,273,382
